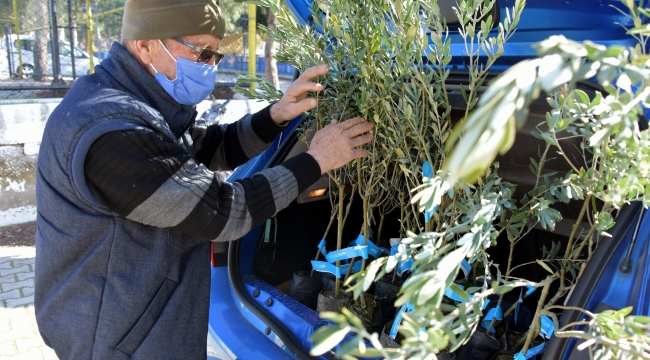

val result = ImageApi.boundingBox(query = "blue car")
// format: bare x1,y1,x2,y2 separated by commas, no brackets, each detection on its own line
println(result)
207,0,650,359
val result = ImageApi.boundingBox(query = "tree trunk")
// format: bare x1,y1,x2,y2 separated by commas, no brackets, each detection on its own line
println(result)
33,0,50,81
264,10,279,89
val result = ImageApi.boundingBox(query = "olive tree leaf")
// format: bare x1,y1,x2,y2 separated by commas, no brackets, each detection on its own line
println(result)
309,325,351,356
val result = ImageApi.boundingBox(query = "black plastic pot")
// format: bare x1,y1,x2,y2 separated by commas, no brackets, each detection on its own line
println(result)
374,280,401,326
288,270,322,310
349,295,383,333
320,272,337,291
379,321,400,348
380,322,456,358
455,329,501,360
316,289,350,313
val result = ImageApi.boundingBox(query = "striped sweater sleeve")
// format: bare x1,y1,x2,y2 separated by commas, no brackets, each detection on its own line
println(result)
84,128,321,242
192,105,287,171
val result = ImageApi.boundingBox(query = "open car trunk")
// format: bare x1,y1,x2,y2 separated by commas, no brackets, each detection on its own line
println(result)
216,77,650,359
251,78,592,289
206,1,650,358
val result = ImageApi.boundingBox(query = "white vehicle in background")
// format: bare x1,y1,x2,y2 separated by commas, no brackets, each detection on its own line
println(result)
1,35,100,79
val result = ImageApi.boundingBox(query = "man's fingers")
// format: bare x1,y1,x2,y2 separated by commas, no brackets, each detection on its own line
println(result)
351,148,370,160
350,133,373,148
286,81,324,97
284,98,319,115
296,64,329,83
340,117,365,130
345,122,374,138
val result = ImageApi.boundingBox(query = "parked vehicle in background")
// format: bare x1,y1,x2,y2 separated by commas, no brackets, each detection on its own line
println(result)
1,35,100,79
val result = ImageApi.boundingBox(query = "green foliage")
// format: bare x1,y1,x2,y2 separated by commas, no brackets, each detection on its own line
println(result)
242,0,528,356
240,0,650,358
430,0,650,358
542,307,650,360
221,1,254,34
235,75,284,102
445,32,650,190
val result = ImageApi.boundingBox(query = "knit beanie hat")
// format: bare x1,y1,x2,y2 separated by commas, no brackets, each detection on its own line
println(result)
122,0,226,40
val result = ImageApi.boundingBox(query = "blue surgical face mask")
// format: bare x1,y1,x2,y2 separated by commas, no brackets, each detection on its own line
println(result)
150,40,218,105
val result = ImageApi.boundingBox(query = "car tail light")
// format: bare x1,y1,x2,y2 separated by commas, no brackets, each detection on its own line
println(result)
211,242,215,267
307,188,327,197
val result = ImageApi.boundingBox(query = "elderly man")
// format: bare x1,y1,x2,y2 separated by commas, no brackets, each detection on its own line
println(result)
33,0,372,358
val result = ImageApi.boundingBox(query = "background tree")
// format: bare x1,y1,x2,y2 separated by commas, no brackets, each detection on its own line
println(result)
230,1,278,82
32,0,50,81
0,0,13,37
223,1,251,34
96,0,126,48
264,10,278,89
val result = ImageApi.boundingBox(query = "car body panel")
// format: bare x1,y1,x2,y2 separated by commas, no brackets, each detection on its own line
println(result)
285,0,635,46
288,0,637,75
560,207,650,360
593,209,650,315
208,266,298,360
208,118,315,359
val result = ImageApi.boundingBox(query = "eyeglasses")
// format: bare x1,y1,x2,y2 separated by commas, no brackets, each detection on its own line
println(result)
170,37,224,65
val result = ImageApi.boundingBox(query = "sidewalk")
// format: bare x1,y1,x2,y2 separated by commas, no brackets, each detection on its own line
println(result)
0,246,56,359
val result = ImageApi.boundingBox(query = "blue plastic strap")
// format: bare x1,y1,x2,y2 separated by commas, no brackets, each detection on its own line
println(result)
444,286,468,304
539,315,554,339
483,306,503,321
525,285,536,296
390,244,414,276
389,302,414,339
390,244,399,255
424,209,434,224
325,245,369,263
422,161,433,178
513,315,555,359
514,342,545,360
525,343,546,358
317,239,328,257
443,285,490,309
311,259,363,278
515,288,523,325
422,161,436,222
478,295,490,310
311,261,341,278
339,261,363,276
354,234,389,258
516,286,536,325
460,259,472,280
397,258,414,275
481,306,503,333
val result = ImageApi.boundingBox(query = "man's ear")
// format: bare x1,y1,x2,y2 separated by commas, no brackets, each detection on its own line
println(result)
131,39,155,65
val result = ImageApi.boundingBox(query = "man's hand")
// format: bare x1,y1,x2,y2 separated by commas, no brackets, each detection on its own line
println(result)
307,117,373,174
270,64,328,124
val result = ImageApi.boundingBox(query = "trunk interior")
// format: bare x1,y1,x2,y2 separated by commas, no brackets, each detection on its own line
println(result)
247,79,603,346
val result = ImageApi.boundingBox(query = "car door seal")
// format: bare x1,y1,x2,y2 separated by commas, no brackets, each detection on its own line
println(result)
229,235,327,360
